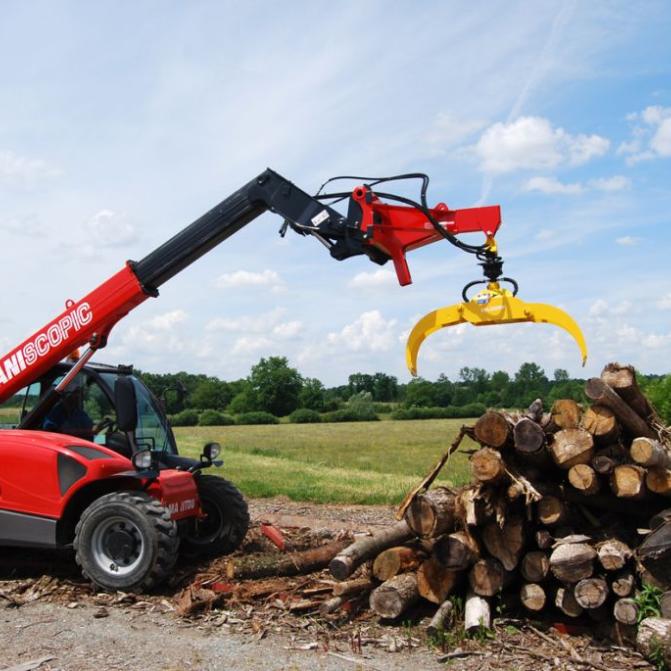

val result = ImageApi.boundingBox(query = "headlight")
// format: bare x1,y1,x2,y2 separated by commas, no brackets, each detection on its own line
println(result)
132,449,152,470
203,442,221,461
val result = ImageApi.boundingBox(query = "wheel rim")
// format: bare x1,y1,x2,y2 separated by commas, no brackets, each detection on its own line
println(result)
193,497,232,545
90,516,145,577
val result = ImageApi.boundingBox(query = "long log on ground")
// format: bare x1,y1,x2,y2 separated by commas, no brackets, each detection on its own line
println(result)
568,464,601,495
614,598,639,625
555,586,584,617
332,577,374,598
597,539,632,571
602,362,657,422
329,521,413,581
585,377,657,439
582,404,619,444
632,437,671,469
550,399,582,430
548,428,594,469
226,538,350,580
471,447,506,483
404,487,456,538
434,530,480,570
468,558,509,597
417,557,461,604
610,464,647,499
473,411,512,449
574,577,609,609
550,542,596,583
372,546,422,581
513,418,546,458
482,516,525,571
612,570,636,597
637,618,671,669
426,599,454,637
464,590,491,631
369,573,420,619
520,583,546,612
647,468,671,496
537,495,568,526
521,551,550,583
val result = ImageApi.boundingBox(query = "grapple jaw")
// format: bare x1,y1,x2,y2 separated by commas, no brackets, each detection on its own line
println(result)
405,284,588,376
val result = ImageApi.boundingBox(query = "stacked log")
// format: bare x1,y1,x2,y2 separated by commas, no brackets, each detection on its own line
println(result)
326,362,671,652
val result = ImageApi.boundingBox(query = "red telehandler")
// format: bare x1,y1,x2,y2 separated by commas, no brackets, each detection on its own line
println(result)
0,169,587,591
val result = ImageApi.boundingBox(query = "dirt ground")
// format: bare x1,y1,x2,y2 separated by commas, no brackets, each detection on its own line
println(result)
0,498,656,671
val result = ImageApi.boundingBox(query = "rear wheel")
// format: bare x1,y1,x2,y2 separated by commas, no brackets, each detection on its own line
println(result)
74,491,179,592
183,475,249,557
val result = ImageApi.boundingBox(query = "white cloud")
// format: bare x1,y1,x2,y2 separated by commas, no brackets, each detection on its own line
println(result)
272,320,303,338
475,116,609,174
589,299,631,317
347,269,397,290
615,236,641,246
119,310,187,354
326,310,397,352
619,106,671,163
206,307,286,334
589,175,630,191
86,209,138,247
523,176,583,195
214,269,285,293
147,309,188,330
0,150,61,187
425,112,487,152
657,293,671,310
231,336,273,355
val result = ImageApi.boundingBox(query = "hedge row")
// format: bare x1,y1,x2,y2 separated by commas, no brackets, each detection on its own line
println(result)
390,403,487,420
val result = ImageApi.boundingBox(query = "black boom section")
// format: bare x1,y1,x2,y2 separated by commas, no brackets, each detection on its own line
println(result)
132,169,350,292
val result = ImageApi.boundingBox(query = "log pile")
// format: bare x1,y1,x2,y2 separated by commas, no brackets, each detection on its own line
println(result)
326,362,671,647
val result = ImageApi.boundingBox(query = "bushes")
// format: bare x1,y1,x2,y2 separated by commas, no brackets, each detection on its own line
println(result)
289,408,322,424
236,411,279,425
391,403,486,420
198,409,236,426
372,402,394,414
323,407,379,422
170,409,199,426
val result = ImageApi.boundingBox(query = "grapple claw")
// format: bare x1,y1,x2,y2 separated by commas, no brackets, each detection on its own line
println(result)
405,285,588,376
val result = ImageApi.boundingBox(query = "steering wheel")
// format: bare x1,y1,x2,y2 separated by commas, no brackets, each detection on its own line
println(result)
93,416,117,434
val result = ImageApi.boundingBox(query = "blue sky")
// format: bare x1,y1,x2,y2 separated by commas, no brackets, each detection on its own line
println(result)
0,1,670,385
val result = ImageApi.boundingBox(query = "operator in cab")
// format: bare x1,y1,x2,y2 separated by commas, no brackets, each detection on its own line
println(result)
42,375,94,441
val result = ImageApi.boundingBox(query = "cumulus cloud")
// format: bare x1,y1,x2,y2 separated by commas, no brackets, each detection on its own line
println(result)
475,116,609,174
120,310,188,353
619,106,671,163
86,210,138,247
0,150,61,188
348,269,397,289
590,175,631,192
272,320,303,337
231,336,274,355
214,269,285,293
616,236,641,246
523,176,583,195
589,299,631,317
326,310,397,352
424,112,487,153
657,293,671,310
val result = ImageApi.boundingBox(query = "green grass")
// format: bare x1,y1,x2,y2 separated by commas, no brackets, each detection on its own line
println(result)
174,419,476,505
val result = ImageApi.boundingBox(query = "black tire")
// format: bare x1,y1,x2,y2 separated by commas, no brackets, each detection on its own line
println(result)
74,491,179,592
183,475,250,557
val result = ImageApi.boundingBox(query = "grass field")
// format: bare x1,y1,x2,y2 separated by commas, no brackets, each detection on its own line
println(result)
174,419,477,505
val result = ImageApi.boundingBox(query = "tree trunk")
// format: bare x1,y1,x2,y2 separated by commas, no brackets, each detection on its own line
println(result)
417,557,461,604
329,521,413,581
550,542,596,583
574,577,609,609
520,583,546,612
568,464,600,495
646,468,671,496
602,362,657,422
637,618,671,669
550,399,582,430
521,551,550,583
537,495,568,526
372,546,421,582
464,591,491,631
631,437,671,469
585,377,657,439
426,599,454,637
369,573,420,620
513,418,546,457
555,586,584,617
614,598,639,625
610,464,647,499
548,428,594,469
471,447,506,483
612,570,635,597
404,487,456,538
597,539,632,571
482,516,525,571
468,558,509,597
474,411,512,449
434,530,480,571
582,404,619,444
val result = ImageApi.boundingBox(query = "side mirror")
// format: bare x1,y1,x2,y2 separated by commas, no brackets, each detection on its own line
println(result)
115,376,138,433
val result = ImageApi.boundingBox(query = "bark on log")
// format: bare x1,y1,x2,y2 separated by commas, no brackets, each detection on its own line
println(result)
637,521,671,589
550,542,596,583
329,521,413,581
404,487,456,538
614,598,639,625
520,583,546,612
474,411,512,449
471,447,506,483
536,530,554,550
602,362,656,422
637,618,671,669
369,573,420,619
372,547,422,582
632,437,671,469
456,486,491,527
417,557,461,604
434,530,480,571
582,404,619,444
320,596,345,615
585,377,657,439
537,495,568,526
548,428,594,469
597,539,632,571
661,591,671,619
521,551,550,583
610,464,647,499
611,570,636,597
551,399,582,430
468,558,509,597
482,516,525,571
568,464,601,495
464,591,491,631
513,418,546,457
332,577,375,598
227,538,350,580
574,577,609,609
555,586,584,617
426,599,454,637
524,398,544,423
647,468,671,496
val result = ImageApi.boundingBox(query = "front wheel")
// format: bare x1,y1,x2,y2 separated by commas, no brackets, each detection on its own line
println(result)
183,475,249,557
74,491,179,592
